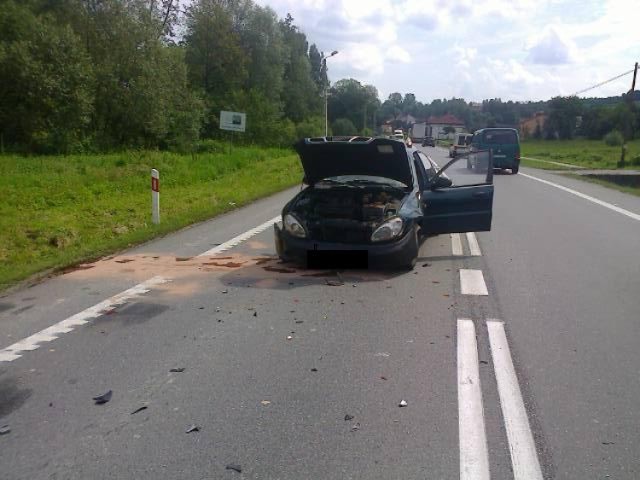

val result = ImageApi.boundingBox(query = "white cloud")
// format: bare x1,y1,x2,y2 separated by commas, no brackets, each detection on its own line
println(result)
527,26,577,65
386,45,412,63
253,0,638,101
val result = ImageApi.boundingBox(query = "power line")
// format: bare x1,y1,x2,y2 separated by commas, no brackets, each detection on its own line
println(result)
571,68,636,97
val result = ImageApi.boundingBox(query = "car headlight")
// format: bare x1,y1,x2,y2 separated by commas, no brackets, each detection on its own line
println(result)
284,213,307,238
371,217,404,242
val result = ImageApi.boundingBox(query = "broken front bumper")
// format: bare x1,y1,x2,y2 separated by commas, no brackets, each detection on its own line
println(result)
274,223,418,269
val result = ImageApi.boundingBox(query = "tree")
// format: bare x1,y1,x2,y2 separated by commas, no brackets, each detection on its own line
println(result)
0,2,94,152
545,96,582,140
308,43,326,91
534,122,542,139
279,14,321,122
327,79,379,132
331,118,357,135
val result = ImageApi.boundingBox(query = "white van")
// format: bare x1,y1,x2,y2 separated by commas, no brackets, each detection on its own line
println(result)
449,133,473,158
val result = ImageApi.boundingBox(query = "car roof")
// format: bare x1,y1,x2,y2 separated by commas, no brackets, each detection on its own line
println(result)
475,127,518,133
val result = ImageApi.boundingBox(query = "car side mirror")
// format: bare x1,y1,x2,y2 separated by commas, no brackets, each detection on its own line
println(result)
430,175,453,189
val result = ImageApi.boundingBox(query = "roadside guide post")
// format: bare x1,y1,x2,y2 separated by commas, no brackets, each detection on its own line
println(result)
151,168,160,224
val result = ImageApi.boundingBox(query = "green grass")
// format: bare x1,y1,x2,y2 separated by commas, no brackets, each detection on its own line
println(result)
0,146,302,289
520,157,577,171
521,139,640,169
561,173,640,197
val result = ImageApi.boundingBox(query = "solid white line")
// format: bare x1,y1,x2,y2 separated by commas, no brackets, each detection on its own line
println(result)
487,320,543,480
451,233,464,256
457,319,490,480
0,276,169,362
466,232,481,256
520,172,640,222
460,269,488,296
1,214,284,363
197,215,281,257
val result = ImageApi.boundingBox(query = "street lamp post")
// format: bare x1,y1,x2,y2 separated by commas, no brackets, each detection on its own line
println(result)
322,50,338,137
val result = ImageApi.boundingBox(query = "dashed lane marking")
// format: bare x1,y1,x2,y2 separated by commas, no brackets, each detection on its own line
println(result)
451,233,464,256
460,269,489,296
0,276,169,362
457,319,490,480
520,172,640,222
487,320,544,480
198,216,281,257
466,232,482,256
1,215,283,363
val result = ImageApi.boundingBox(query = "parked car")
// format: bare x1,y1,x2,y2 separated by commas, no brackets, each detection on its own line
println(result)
274,137,494,269
422,136,435,147
449,133,473,158
469,128,521,174
392,129,404,141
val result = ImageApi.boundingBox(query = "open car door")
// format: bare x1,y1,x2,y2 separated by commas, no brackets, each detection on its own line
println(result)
420,151,494,234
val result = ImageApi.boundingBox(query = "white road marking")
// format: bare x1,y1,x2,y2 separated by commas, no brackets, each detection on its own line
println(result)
198,215,281,257
466,232,482,256
0,276,169,362
451,233,464,256
460,269,488,296
1,214,284,363
457,319,490,480
520,172,640,222
487,320,544,480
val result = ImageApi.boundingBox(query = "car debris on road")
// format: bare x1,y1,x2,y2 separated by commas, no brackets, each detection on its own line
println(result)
93,390,113,405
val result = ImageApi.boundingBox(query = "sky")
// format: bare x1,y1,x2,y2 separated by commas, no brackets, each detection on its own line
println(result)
254,0,640,104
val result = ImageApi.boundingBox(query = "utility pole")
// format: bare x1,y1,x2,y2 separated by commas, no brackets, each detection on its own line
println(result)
618,62,638,168
322,50,339,137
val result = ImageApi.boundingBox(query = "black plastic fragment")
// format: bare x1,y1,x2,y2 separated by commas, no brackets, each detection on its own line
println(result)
170,367,185,373
226,464,242,473
131,406,148,415
93,390,113,405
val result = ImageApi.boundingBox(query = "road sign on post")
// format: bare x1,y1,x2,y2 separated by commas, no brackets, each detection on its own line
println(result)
219,111,246,132
151,169,160,224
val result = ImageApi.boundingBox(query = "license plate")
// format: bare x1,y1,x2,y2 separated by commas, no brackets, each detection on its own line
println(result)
307,250,368,269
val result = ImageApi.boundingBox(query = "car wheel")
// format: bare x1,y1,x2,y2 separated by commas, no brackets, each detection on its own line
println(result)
512,164,519,174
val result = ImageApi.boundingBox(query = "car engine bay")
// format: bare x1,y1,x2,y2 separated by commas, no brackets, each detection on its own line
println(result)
290,186,407,242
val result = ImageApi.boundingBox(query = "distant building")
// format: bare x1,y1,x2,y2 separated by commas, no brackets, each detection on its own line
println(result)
469,102,482,111
422,114,466,140
519,112,547,138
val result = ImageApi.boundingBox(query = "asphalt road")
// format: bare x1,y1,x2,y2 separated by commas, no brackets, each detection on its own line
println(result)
1,146,639,479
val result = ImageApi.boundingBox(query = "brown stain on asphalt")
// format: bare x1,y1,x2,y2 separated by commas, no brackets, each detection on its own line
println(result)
58,251,402,296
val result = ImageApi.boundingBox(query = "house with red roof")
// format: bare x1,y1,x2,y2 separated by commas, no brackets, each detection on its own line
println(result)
411,114,466,140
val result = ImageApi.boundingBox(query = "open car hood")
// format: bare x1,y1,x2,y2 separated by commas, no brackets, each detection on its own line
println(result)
294,137,414,187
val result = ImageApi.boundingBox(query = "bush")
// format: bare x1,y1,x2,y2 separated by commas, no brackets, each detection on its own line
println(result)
631,155,640,167
331,118,357,136
295,116,325,139
604,130,623,147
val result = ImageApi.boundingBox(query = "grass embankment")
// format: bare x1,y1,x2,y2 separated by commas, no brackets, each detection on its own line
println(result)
521,139,640,170
0,146,302,289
